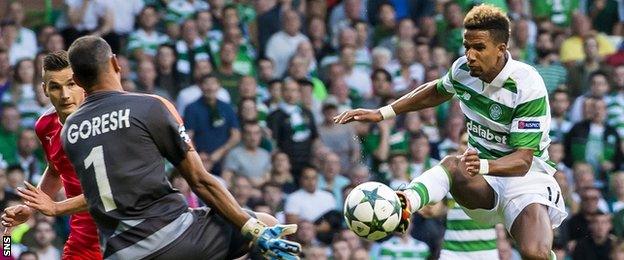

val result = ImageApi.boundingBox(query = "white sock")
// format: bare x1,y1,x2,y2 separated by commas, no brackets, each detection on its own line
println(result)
403,165,451,213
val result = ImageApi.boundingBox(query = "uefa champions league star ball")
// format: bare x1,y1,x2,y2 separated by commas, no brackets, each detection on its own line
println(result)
343,181,402,241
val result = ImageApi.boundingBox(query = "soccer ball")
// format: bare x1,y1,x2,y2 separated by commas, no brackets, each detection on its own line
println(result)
343,181,402,241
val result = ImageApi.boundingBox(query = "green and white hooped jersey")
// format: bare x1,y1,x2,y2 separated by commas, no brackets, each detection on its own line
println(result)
440,197,498,259
436,54,556,175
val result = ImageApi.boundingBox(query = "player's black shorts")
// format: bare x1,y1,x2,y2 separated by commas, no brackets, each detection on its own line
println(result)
149,207,254,260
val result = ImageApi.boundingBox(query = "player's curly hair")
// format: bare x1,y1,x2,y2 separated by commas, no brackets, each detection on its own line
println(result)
463,4,510,44
43,50,69,72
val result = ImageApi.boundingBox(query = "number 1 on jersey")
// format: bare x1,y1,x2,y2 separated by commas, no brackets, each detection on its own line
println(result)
84,145,117,212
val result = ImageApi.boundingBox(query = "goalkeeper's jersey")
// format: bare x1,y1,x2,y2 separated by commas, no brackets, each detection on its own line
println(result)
440,197,498,260
436,53,556,175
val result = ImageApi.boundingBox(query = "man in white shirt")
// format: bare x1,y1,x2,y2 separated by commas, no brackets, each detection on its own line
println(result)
284,167,336,224
265,10,309,78
4,2,37,65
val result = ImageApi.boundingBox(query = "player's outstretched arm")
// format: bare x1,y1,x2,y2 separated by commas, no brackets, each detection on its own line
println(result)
176,150,301,259
334,80,453,124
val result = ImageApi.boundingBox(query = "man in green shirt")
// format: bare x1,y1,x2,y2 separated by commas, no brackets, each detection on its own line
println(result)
215,41,243,104
0,105,20,165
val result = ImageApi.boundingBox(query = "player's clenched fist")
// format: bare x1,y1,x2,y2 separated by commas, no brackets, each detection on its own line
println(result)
460,148,481,176
2,205,32,228
333,108,383,124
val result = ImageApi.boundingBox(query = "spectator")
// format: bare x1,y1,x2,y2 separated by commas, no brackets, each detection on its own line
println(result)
567,35,613,98
318,102,360,170
569,71,611,123
371,226,430,259
43,33,65,53
329,0,367,39
268,152,296,193
294,220,320,250
567,187,604,241
362,68,393,109
371,2,396,46
550,142,573,187
330,239,351,260
564,98,623,177
230,175,255,209
385,40,425,94
306,16,333,63
284,167,336,224
287,54,327,102
127,6,170,61
572,212,616,260
102,0,144,53
0,164,18,210
155,44,186,98
17,251,38,260
183,74,241,175
437,116,464,158
58,0,113,48
175,19,211,76
256,57,275,90
588,0,620,35
222,121,271,187
608,64,624,137
0,48,10,101
571,163,610,212
341,45,373,99
550,89,573,143
348,164,370,186
3,59,44,128
196,10,222,53
177,60,231,116
533,32,567,93
267,79,318,176
1,17,36,66
0,105,21,165
164,0,209,25
317,152,350,208
559,13,615,65
135,60,172,100
409,132,440,177
610,172,624,212
261,182,285,220
253,0,281,58
31,220,60,260
215,41,244,103
386,153,410,189
265,10,309,78
5,164,24,192
15,129,44,185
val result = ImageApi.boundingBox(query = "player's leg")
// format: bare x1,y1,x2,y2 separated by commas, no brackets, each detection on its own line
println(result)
403,155,495,213
510,203,553,260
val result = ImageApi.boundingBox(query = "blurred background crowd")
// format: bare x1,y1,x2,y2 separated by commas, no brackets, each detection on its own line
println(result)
1,0,624,259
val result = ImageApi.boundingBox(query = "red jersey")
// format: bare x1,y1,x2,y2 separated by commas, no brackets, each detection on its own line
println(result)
34,108,102,260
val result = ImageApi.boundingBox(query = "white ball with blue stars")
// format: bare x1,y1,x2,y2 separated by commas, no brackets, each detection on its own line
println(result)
343,181,402,241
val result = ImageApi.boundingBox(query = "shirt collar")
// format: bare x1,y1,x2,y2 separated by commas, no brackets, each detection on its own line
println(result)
488,51,514,88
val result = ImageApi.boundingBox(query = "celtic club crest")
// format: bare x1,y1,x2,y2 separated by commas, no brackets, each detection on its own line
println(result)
489,104,502,120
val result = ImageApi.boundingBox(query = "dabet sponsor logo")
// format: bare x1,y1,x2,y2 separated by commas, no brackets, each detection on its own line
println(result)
518,121,540,129
466,120,508,144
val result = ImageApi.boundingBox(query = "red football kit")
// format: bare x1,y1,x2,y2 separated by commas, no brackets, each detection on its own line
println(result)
34,108,102,260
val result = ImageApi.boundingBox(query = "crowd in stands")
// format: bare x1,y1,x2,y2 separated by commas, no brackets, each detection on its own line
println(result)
3,0,624,259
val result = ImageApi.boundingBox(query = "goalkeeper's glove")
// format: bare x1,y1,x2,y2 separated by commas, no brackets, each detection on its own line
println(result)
395,190,412,234
242,218,302,260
